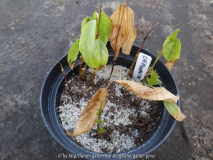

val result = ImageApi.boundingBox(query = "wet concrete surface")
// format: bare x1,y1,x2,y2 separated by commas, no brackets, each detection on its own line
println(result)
0,0,212,160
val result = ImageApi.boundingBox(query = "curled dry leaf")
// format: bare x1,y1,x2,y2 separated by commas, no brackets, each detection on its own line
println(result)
67,88,108,137
113,80,179,103
109,3,136,59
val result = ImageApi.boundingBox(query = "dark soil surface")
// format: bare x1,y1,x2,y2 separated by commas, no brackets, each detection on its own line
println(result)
58,70,161,153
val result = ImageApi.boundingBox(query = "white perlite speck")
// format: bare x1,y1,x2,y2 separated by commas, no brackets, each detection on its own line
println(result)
58,65,151,153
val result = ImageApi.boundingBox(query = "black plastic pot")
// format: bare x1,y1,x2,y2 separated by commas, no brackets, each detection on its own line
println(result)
40,42,180,160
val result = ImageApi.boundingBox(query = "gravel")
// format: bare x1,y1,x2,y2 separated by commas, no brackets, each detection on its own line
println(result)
58,65,151,153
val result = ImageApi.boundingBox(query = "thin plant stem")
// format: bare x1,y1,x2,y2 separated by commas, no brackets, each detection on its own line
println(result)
92,71,96,87
92,5,102,86
96,99,105,138
97,99,104,132
81,64,87,79
149,41,170,72
46,59,74,102
126,22,159,80
79,56,83,79
136,79,146,105
124,22,159,95
109,2,126,79
96,5,102,39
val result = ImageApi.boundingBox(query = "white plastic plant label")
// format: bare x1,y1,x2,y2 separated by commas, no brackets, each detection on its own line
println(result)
133,52,152,81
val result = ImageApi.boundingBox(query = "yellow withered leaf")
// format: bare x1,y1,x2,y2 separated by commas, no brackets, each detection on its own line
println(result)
166,59,178,71
113,80,179,103
67,88,108,137
109,3,136,59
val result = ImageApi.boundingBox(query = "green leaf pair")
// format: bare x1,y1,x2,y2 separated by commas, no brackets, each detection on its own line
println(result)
95,120,104,124
67,12,111,70
147,70,162,87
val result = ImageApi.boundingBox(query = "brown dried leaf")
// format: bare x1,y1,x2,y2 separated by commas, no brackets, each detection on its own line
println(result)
109,3,136,59
113,80,179,103
110,26,126,60
166,59,178,71
67,88,108,137
121,5,136,55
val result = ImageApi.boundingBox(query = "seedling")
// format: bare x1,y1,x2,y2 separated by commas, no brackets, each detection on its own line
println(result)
67,5,111,86
147,70,162,88
96,99,106,137
46,59,74,101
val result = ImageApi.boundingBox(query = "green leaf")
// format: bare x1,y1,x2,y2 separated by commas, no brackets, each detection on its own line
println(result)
96,110,100,117
99,120,104,124
79,20,96,66
147,70,162,87
163,29,181,61
67,39,80,69
81,16,92,32
163,101,185,121
92,12,98,20
96,12,111,44
163,39,181,61
163,29,180,46
95,120,100,123
79,20,108,69
92,40,108,68
98,127,106,133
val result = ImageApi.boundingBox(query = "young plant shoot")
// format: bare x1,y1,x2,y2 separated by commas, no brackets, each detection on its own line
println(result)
46,59,74,102
150,29,181,72
147,70,162,88
96,99,106,137
67,6,111,86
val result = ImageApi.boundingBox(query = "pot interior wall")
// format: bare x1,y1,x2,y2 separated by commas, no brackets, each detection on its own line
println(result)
40,43,179,159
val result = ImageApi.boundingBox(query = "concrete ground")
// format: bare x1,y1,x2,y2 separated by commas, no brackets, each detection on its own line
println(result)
0,0,212,159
